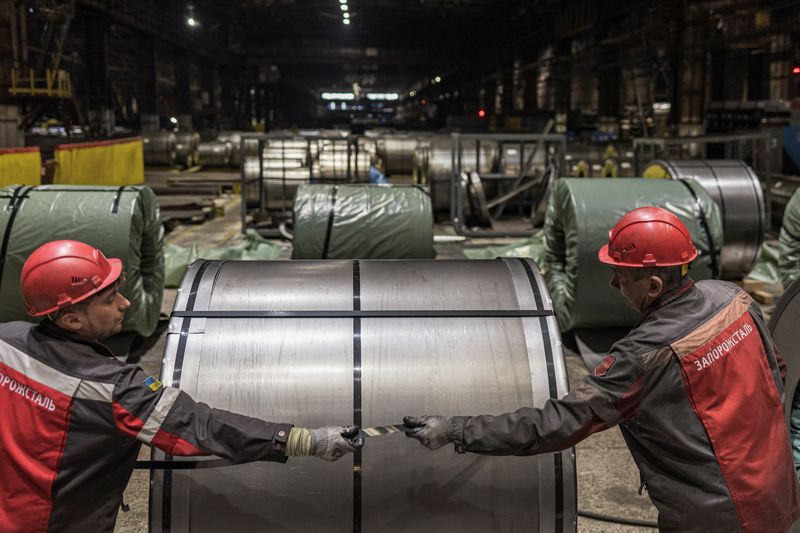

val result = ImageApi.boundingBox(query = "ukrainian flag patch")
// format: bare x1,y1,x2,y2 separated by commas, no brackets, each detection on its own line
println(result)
144,376,163,391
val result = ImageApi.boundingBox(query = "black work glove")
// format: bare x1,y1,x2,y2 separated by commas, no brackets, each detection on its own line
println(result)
403,415,454,450
311,425,365,461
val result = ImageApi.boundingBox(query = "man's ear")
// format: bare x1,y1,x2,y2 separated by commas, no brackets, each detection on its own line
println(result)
648,275,664,297
57,310,84,332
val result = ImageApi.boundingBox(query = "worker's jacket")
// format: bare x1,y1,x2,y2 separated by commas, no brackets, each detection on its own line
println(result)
449,279,800,533
0,320,292,533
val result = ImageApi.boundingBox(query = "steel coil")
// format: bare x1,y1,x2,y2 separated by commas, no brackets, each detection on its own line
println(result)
174,132,200,168
769,277,800,431
217,131,244,166
142,131,177,167
198,141,232,167
149,258,577,532
643,160,766,279
378,135,419,175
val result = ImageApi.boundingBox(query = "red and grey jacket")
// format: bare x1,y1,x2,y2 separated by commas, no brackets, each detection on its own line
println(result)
449,279,800,533
0,320,292,533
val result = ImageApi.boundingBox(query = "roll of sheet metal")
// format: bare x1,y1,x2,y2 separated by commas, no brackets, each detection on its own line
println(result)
174,132,201,168
543,178,723,331
379,135,419,175
769,277,800,432
643,160,766,279
198,141,232,167
217,131,244,166
142,131,177,167
149,258,577,533
291,184,435,259
414,135,497,213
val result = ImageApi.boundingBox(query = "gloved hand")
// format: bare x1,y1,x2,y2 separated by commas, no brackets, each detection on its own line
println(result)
287,425,364,461
403,415,453,450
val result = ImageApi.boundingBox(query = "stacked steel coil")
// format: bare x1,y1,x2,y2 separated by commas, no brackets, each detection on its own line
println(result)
198,141,232,167
142,131,177,167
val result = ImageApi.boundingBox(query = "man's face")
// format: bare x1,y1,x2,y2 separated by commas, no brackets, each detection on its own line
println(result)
63,282,131,341
609,267,652,312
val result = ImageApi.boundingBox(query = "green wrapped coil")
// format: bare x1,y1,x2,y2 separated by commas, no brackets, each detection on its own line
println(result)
0,185,165,337
292,184,435,259
779,187,800,288
543,178,723,331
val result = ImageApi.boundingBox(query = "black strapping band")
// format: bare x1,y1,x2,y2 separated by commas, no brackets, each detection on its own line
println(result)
352,260,363,533
170,309,555,319
111,186,126,214
517,258,564,532
677,179,721,279
137,459,233,470
0,186,35,298
321,185,339,259
162,260,211,533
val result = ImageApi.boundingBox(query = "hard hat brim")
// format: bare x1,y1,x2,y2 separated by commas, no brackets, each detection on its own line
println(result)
597,245,697,268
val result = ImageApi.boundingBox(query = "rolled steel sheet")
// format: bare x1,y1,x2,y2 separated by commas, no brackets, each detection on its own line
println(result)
769,277,800,431
142,131,177,167
198,141,232,167
217,131,244,166
149,258,577,532
175,132,200,168
378,136,419,175
414,135,497,212
644,159,766,279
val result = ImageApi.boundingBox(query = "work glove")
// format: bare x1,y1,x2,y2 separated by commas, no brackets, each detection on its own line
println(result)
403,415,454,450
286,425,364,461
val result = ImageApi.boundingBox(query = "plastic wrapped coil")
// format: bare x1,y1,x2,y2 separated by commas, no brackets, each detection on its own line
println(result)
142,131,177,167
292,184,435,259
0,185,165,337
543,178,723,331
642,160,765,279
149,258,577,533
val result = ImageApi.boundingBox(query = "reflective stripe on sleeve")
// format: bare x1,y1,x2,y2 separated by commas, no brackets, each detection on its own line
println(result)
0,339,80,397
74,380,115,402
138,387,180,444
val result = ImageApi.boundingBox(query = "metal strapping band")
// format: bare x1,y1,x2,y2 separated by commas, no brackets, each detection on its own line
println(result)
517,258,564,532
352,260,363,533
162,260,211,532
111,186,127,214
321,185,339,259
677,179,721,279
170,309,555,319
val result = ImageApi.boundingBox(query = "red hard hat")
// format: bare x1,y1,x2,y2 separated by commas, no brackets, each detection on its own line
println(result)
597,206,698,268
21,240,123,317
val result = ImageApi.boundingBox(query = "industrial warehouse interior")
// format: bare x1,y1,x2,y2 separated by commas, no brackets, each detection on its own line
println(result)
2,0,800,532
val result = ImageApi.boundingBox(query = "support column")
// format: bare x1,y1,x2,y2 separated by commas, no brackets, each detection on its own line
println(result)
85,13,114,136
138,35,158,131
175,48,192,130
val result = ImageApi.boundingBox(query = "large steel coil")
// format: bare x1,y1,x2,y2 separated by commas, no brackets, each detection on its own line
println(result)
543,178,723,331
0,185,164,336
142,131,177,167
217,131,244,166
769,277,800,432
174,132,200,168
378,135,419,175
414,135,497,213
198,141,232,167
149,258,577,533
292,184,435,259
643,160,766,279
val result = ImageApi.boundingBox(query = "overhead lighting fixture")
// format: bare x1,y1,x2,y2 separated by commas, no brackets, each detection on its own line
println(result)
409,90,417,97
367,93,399,101
170,116,178,124
186,17,197,27
339,0,347,3
343,12,350,18
322,92,356,101
340,4,348,10
434,76,442,83
343,18,350,24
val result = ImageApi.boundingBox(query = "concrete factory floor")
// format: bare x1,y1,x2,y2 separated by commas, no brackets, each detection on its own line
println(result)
112,172,662,531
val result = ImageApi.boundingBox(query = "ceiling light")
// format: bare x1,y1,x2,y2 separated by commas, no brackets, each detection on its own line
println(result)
434,76,442,83
409,90,416,97
186,17,197,27
322,92,356,101
340,4,348,10
339,0,347,3
343,18,350,24
343,12,350,18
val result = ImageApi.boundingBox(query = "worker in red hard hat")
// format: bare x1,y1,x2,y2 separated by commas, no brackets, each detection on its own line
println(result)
405,206,800,532
0,240,363,533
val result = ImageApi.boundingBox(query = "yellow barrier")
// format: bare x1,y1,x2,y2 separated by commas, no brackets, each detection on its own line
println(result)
54,137,144,185
0,147,42,187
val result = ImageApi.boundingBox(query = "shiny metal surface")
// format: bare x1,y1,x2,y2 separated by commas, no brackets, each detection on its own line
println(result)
217,131,244,166
150,259,576,533
142,131,177,166
379,135,419,175
768,277,800,430
647,159,766,279
174,132,200,167
198,141,232,167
